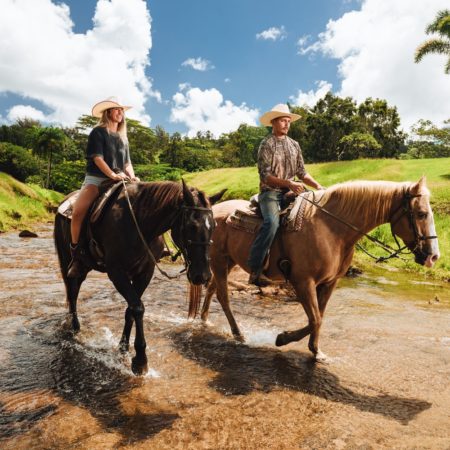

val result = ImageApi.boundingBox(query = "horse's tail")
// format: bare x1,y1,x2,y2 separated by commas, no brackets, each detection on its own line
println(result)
188,283,202,319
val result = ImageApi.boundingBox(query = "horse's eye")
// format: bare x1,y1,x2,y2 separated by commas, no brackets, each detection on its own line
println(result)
417,211,428,220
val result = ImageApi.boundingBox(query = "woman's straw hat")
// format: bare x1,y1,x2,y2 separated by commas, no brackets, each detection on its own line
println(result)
259,103,301,127
91,96,132,118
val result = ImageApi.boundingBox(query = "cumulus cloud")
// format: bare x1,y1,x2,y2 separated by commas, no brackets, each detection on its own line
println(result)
300,0,450,130
296,35,311,54
181,57,214,71
256,26,287,41
170,86,259,137
0,0,156,126
290,81,333,107
7,105,47,122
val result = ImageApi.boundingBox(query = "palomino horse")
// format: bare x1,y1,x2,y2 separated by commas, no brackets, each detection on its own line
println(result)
189,177,440,360
55,180,222,375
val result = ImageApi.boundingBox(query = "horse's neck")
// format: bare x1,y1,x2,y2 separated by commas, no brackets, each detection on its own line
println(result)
323,184,404,239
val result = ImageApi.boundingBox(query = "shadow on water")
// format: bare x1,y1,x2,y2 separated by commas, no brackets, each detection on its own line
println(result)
0,317,179,445
170,328,431,426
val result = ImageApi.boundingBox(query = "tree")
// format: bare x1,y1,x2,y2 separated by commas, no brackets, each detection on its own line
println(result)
31,127,68,188
415,9,450,73
357,98,406,157
338,132,381,160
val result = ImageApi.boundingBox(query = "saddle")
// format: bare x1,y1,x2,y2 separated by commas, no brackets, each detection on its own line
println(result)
226,190,315,234
57,180,125,269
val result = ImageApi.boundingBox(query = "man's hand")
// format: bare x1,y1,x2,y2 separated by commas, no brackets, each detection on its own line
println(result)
288,180,305,195
130,176,140,182
110,172,130,182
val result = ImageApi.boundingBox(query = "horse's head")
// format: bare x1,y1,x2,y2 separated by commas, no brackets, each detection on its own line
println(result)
171,180,216,285
390,176,440,268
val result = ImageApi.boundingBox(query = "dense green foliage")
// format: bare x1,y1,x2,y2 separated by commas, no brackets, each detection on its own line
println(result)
0,142,40,182
0,92,448,194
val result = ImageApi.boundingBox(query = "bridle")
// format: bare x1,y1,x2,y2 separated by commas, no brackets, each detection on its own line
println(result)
302,187,438,263
387,188,438,259
171,205,215,273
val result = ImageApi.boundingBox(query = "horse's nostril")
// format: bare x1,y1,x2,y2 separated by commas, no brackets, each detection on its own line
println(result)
432,254,439,262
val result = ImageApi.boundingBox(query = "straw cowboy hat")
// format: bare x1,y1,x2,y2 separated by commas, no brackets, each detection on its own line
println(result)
91,96,132,118
259,103,301,127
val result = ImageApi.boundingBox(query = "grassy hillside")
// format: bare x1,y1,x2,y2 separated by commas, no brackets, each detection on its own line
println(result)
185,158,450,280
0,172,63,232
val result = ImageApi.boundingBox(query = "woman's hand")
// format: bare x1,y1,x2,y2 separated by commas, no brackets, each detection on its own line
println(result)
110,172,129,182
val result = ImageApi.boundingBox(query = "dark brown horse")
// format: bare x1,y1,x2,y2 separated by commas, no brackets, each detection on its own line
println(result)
189,177,440,361
54,180,223,375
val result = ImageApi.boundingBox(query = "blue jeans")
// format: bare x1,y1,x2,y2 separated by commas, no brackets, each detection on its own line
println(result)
248,190,284,273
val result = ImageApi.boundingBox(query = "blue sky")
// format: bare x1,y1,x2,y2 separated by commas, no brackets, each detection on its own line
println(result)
0,0,449,137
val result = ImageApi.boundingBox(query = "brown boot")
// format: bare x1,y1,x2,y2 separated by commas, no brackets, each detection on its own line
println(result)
67,243,87,278
248,271,272,287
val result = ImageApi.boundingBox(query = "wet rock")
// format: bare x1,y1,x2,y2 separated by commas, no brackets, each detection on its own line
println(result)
346,265,363,277
19,230,38,238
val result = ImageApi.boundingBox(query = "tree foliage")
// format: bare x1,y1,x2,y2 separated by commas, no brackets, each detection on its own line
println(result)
415,9,450,73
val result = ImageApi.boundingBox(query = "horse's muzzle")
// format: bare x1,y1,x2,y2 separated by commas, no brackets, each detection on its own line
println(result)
188,271,211,286
414,248,440,268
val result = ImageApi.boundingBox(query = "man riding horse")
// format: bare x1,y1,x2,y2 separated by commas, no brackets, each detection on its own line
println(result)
248,104,324,286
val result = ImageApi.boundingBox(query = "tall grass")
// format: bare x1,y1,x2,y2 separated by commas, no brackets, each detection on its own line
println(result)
185,158,450,280
0,172,63,231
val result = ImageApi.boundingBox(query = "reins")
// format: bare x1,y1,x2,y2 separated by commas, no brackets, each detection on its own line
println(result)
120,179,214,279
301,187,437,263
121,180,181,279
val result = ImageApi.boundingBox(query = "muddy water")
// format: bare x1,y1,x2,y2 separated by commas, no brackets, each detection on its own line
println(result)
0,224,449,449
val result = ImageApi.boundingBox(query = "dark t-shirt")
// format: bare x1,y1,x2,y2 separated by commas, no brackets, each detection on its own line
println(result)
86,126,130,176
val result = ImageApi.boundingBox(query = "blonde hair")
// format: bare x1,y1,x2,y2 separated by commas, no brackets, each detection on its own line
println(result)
97,108,128,143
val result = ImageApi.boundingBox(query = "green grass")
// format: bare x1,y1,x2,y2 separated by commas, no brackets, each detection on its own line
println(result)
0,172,63,232
184,158,450,280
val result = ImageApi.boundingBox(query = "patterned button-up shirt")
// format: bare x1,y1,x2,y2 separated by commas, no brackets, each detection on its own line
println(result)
257,134,307,192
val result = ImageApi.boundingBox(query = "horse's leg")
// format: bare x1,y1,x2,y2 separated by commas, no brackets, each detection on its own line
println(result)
201,261,236,322
107,269,148,375
213,259,243,341
276,279,323,358
119,269,152,354
64,274,87,332
201,277,216,322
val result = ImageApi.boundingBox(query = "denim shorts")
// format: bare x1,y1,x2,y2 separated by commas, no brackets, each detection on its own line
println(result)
82,174,109,187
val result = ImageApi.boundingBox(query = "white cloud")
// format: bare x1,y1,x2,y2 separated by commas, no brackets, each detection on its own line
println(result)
0,0,155,126
256,26,287,41
290,80,333,107
7,105,47,122
296,35,311,54
301,0,450,130
170,87,259,137
182,57,214,71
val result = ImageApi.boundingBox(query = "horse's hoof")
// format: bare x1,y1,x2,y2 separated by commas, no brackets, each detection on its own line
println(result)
314,350,329,363
119,342,129,354
275,333,288,347
131,356,148,376
234,334,245,344
72,317,80,333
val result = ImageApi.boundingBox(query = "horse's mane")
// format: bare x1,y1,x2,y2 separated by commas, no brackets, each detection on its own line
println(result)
133,181,209,221
319,180,416,224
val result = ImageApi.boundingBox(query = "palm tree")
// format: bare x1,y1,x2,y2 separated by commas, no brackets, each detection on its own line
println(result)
32,127,67,188
415,9,450,74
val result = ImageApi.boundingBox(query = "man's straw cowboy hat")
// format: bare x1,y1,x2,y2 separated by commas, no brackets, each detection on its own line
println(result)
91,96,132,118
259,103,301,127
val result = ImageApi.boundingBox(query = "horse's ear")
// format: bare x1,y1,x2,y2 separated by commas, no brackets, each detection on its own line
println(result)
410,175,427,195
209,188,227,205
181,178,195,206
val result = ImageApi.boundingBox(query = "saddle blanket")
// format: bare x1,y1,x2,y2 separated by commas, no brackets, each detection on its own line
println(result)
226,191,323,234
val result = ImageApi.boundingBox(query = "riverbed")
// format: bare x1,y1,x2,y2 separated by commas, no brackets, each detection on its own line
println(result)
0,224,449,449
